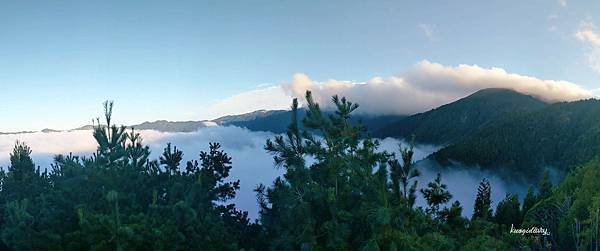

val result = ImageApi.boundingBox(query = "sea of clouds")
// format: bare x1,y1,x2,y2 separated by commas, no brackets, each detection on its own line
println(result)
0,126,526,219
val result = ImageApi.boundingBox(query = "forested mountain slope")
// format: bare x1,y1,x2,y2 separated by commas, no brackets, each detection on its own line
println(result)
375,88,548,144
433,99,600,179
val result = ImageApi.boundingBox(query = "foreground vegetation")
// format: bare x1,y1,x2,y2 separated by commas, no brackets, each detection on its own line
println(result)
0,93,594,250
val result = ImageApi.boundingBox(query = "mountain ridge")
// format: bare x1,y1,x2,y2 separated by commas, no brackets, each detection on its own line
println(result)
374,88,548,144
432,98,600,179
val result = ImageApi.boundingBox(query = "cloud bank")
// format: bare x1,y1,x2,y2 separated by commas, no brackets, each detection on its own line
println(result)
282,61,592,115
198,61,592,119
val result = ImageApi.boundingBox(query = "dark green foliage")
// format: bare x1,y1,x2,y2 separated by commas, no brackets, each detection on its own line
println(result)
221,107,406,135
420,173,452,218
538,170,553,200
0,94,582,250
521,186,537,219
376,88,547,144
461,235,510,250
0,101,260,250
256,92,522,250
434,99,600,180
473,178,492,220
494,194,521,228
388,141,420,208
523,159,600,250
258,92,399,249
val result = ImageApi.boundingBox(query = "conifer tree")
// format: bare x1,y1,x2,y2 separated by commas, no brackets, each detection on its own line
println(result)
388,141,420,208
521,185,537,219
538,170,553,200
494,193,521,228
472,178,492,220
421,173,452,218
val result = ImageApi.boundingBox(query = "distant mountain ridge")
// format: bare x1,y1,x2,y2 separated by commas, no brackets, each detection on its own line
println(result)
2,108,405,135
3,88,600,182
0,88,555,138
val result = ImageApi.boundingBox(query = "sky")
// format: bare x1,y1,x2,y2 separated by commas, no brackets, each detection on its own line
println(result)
1,0,600,131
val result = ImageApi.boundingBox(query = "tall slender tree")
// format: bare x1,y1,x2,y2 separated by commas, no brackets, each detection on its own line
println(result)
473,178,492,220
388,140,420,208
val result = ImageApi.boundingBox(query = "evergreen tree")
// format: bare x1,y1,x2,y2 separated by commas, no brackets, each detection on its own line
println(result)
472,178,492,220
420,173,452,218
0,101,259,250
388,141,420,208
494,193,521,228
2,142,48,202
538,170,553,200
521,185,537,219
259,91,406,249
440,201,466,229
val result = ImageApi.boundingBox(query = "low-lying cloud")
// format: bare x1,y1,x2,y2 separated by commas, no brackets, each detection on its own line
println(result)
378,138,527,217
0,128,527,219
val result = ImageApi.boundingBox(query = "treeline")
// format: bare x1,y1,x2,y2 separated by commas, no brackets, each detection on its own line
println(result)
0,94,587,250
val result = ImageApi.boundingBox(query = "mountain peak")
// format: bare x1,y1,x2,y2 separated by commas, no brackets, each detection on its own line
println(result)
376,88,548,144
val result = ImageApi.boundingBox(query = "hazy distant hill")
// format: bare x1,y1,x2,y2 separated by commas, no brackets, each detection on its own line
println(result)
214,110,287,124
433,98,600,179
219,109,405,134
132,120,215,132
375,88,548,144
0,131,36,135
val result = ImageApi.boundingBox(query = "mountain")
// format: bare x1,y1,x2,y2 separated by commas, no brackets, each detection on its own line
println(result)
41,128,61,133
432,98,600,179
213,110,287,124
375,88,548,144
0,131,36,135
219,109,405,134
131,120,215,132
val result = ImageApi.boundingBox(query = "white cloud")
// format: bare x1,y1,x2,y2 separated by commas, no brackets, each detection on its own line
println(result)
281,61,592,115
197,85,292,120
418,23,434,40
575,22,600,73
576,29,600,46
559,0,567,7
591,88,600,98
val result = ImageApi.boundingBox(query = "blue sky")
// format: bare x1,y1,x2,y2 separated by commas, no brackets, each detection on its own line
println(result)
1,0,599,131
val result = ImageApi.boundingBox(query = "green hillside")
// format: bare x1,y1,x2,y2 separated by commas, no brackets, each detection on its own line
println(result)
375,88,548,144
433,99,600,179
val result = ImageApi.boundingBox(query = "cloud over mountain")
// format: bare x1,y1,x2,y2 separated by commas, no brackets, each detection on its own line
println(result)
282,61,592,115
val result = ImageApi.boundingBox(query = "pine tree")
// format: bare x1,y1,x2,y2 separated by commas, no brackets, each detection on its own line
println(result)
259,91,396,249
521,185,537,220
538,170,553,200
472,178,492,220
421,173,452,218
494,193,521,227
388,141,420,208
160,143,183,174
